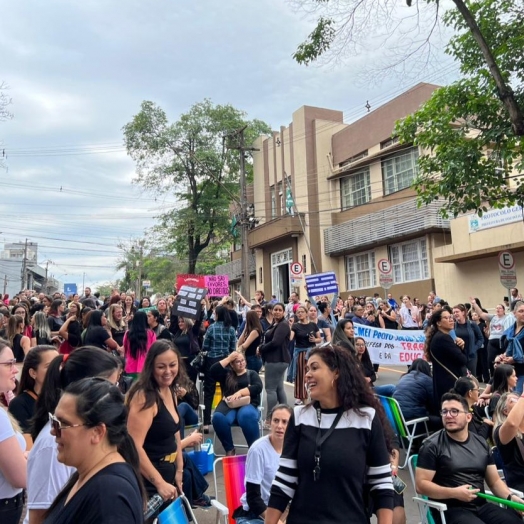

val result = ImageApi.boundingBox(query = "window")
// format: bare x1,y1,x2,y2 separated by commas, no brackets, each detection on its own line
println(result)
382,148,419,195
390,238,429,283
270,186,276,218
341,167,371,210
339,150,368,168
345,251,376,291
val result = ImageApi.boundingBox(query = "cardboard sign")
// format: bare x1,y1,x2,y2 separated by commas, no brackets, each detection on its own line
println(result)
176,274,206,290
172,285,207,320
205,275,229,297
305,272,338,296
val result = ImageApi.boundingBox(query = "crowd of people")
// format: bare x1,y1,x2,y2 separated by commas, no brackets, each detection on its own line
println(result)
2,285,524,523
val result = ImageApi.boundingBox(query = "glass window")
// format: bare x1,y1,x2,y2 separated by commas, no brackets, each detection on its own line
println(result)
340,167,371,210
382,148,419,195
345,251,376,291
390,238,429,283
270,186,276,219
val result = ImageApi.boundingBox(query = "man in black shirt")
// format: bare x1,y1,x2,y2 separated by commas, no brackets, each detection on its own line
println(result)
417,393,523,523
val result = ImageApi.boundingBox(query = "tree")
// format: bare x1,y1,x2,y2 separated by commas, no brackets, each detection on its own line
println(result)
291,0,524,136
395,0,524,217
123,100,271,273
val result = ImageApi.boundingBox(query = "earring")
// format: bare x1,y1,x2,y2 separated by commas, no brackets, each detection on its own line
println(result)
331,379,335,388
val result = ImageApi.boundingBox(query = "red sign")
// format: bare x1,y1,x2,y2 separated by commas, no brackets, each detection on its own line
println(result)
176,274,206,291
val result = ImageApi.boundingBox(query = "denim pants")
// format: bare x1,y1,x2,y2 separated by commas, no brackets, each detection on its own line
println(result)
235,514,264,524
264,362,288,415
374,384,396,397
178,402,199,438
212,404,260,452
246,354,263,374
0,491,24,524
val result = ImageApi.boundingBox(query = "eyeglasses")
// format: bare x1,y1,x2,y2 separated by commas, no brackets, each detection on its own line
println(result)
49,413,88,438
440,408,467,417
0,359,17,368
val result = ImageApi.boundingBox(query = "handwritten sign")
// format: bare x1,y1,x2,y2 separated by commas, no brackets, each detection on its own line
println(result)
172,285,207,320
305,272,338,296
205,275,229,297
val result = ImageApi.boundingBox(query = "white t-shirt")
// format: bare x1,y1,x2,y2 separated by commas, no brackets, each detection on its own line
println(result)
399,305,420,328
24,420,75,524
240,434,280,512
0,407,26,499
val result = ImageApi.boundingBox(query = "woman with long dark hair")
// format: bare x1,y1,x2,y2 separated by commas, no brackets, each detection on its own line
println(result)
266,344,394,524
259,303,290,417
210,351,263,456
8,345,58,447
26,347,120,524
43,377,144,523
12,303,32,340
424,309,467,406
123,310,156,377
168,314,202,383
238,310,264,373
57,302,82,355
332,318,355,354
488,364,517,416
127,340,211,513
452,303,483,376
201,306,236,431
8,314,31,363
123,295,137,324
47,299,65,335
84,310,120,354
355,337,396,397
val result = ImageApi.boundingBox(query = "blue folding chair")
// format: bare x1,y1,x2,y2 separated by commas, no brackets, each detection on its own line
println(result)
156,494,198,524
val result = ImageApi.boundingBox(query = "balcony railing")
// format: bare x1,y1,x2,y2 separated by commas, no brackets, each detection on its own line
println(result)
324,199,450,256
215,253,256,282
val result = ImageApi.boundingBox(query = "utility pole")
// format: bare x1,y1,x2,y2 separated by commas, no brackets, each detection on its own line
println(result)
3,275,7,295
137,240,144,299
21,238,28,291
227,127,259,300
82,272,85,294
44,261,49,294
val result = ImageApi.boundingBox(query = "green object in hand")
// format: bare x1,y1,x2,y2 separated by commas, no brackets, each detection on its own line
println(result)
474,491,524,512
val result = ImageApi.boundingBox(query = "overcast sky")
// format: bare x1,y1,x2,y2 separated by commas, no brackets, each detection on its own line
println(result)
0,0,458,293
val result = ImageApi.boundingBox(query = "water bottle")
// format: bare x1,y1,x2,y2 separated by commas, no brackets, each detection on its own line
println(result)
144,493,164,519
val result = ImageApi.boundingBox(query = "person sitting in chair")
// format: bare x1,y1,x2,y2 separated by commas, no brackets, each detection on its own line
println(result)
416,392,524,524
233,404,292,524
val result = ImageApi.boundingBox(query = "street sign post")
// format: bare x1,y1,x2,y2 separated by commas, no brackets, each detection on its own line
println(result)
290,262,303,277
498,250,517,301
377,258,394,295
143,280,151,289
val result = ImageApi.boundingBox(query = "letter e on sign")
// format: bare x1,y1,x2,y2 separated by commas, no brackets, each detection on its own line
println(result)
498,250,517,289
290,262,303,276
378,259,392,274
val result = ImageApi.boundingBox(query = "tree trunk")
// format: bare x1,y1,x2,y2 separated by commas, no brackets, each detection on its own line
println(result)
452,0,524,136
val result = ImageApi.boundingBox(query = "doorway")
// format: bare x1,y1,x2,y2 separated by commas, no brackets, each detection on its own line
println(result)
271,248,292,302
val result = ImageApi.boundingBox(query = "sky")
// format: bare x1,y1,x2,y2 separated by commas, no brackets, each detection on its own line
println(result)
0,0,459,293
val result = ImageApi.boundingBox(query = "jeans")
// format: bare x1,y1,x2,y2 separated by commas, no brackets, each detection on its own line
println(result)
0,491,24,524
178,402,199,438
235,516,264,524
517,375,524,395
212,404,260,452
374,384,396,397
466,356,478,377
265,362,288,415
246,354,263,374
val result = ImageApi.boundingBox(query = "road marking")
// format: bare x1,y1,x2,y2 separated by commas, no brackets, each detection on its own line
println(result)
379,367,406,374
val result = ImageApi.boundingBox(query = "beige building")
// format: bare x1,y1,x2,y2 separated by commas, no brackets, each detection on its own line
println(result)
217,82,521,308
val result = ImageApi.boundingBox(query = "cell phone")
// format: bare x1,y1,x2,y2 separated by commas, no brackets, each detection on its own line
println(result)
309,331,315,338
450,329,457,341
392,475,407,495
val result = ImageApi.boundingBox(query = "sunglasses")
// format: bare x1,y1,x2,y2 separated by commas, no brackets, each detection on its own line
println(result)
49,413,88,438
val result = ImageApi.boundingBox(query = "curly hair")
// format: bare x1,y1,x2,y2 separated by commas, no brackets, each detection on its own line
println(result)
307,344,393,453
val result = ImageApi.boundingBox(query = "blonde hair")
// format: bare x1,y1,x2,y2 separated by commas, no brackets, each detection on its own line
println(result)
107,304,126,331
493,392,522,439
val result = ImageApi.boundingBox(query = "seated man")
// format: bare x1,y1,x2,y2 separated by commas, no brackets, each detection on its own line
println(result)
233,404,292,524
416,392,524,524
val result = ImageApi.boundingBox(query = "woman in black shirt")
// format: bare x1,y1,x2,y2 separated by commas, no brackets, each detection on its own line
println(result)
84,310,120,354
238,310,263,374
290,306,320,405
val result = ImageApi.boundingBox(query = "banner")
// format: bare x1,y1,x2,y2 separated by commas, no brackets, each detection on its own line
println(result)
172,285,207,320
205,275,229,296
353,325,426,365
176,274,206,291
304,271,338,296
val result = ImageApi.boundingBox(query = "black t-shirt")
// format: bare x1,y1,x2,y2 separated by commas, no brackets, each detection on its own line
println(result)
418,429,493,510
111,327,126,347
42,463,143,524
48,315,64,332
292,322,318,348
8,390,36,433
84,326,110,350
493,426,524,492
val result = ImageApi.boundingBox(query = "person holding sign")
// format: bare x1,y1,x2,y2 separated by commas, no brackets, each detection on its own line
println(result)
416,392,524,524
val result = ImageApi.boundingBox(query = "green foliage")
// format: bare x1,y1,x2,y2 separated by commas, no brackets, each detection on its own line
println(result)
395,0,524,217
293,16,336,65
123,100,271,273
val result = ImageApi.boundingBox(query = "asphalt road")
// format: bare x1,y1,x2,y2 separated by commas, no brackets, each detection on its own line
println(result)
188,365,421,524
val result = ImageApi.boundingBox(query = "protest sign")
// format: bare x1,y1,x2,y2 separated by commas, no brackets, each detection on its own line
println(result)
304,272,338,296
172,285,208,320
353,325,426,365
205,275,229,296
176,274,206,290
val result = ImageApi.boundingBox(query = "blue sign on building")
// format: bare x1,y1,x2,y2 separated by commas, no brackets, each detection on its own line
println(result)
64,283,78,296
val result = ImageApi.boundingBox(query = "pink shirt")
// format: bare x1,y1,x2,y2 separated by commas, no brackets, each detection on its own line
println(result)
123,330,156,374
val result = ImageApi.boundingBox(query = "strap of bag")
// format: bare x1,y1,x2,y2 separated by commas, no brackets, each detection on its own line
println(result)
313,402,343,481
430,350,459,381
